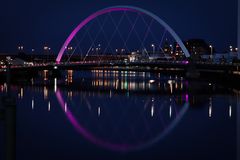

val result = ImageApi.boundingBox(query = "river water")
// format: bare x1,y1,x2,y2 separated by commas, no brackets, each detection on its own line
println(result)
0,70,238,160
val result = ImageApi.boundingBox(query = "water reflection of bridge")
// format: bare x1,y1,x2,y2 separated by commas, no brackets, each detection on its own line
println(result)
5,68,235,107
0,70,238,157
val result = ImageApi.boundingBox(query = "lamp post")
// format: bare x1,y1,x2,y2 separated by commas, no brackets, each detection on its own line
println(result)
44,46,50,63
230,45,233,52
170,44,173,54
17,45,24,52
209,45,213,61
97,44,101,57
151,44,155,55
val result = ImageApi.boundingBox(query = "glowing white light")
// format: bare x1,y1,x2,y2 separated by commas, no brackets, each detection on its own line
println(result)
3,83,7,92
152,97,154,102
68,91,72,100
168,80,173,94
149,80,155,84
229,105,232,118
54,66,58,69
48,101,51,112
109,90,112,98
98,107,101,116
64,103,68,112
54,78,57,92
31,78,34,85
209,97,212,118
44,86,48,100
169,105,172,118
209,106,212,118
32,99,34,110
20,88,24,99
151,106,154,117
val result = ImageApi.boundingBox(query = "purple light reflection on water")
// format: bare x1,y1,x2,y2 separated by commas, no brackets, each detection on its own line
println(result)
185,94,189,102
56,90,131,152
55,90,189,152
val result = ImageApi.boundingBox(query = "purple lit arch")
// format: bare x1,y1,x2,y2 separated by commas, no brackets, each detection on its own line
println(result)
56,5,190,63
56,90,189,152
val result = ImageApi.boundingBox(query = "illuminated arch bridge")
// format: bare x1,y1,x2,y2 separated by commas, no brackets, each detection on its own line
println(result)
56,5,190,64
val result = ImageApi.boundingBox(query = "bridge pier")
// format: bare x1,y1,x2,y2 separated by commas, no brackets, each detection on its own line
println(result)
0,61,16,160
185,59,200,79
1,96,16,160
237,92,240,160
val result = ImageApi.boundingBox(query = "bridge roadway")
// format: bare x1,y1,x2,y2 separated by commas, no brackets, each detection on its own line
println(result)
5,61,240,75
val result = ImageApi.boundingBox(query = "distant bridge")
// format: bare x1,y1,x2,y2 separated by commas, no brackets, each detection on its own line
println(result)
4,60,240,74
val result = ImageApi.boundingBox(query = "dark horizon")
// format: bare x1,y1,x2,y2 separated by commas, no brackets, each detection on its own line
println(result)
0,0,237,54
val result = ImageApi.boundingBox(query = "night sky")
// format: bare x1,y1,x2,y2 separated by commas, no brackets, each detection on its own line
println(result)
0,0,237,54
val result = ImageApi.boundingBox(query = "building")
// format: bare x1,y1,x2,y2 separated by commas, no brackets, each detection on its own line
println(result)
185,39,212,55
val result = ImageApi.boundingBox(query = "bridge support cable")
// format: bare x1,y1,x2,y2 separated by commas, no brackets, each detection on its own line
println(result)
107,11,144,56
66,37,82,63
66,37,85,63
159,29,167,54
69,25,94,62
139,14,163,53
142,18,155,49
95,16,116,55
82,46,94,63
82,15,110,63
66,23,94,63
101,12,126,62
139,14,169,58
125,13,150,55
122,13,141,54
56,6,190,63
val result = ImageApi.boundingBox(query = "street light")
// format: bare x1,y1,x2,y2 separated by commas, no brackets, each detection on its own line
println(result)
169,44,173,54
44,46,50,54
44,46,50,63
18,45,24,51
209,45,213,60
151,44,155,55
96,47,99,56
121,48,125,54
68,47,73,51
230,45,233,52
